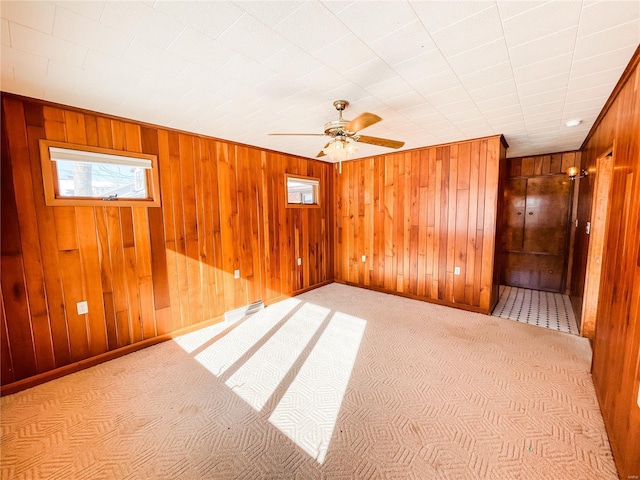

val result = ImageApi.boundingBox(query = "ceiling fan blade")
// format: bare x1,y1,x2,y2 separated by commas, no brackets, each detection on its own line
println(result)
357,135,405,149
316,142,331,158
345,112,382,132
269,133,325,136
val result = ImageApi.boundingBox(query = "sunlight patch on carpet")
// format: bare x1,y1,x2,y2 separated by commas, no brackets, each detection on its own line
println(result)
225,302,330,411
173,322,234,353
191,297,300,376
269,311,366,464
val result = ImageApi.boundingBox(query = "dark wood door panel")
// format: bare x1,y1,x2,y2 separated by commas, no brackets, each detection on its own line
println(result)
523,176,571,254
501,178,526,251
501,252,565,292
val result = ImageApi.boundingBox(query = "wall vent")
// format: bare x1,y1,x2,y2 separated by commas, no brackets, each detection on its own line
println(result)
224,300,264,324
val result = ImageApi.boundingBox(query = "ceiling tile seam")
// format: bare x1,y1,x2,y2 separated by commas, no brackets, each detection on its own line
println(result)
95,1,108,24
426,3,498,35
559,2,585,130
404,2,497,141
573,43,638,66
234,4,315,67
49,1,107,24
576,15,640,39
2,5,54,35
388,48,436,73
313,31,373,72
5,20,14,48
237,0,306,34
264,1,308,31
414,5,523,141
369,19,439,59
569,64,633,86
327,7,415,51
499,0,556,23
512,52,573,75
457,59,511,82
444,28,516,137
319,0,349,17
202,10,304,83
214,55,271,86
164,24,189,52
7,19,91,74
503,23,579,52
206,10,247,41
316,19,404,97
76,10,138,72
494,3,529,142
53,3,135,59
96,3,186,51
516,72,572,93
44,53,54,80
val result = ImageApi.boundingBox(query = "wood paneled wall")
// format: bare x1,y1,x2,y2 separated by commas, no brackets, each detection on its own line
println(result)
506,151,578,178
1,94,333,389
334,135,507,313
574,47,640,479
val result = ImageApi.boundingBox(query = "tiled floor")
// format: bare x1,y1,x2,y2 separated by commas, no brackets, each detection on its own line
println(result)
492,285,580,335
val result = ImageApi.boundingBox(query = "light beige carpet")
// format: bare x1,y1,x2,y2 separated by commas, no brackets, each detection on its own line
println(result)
1,283,617,479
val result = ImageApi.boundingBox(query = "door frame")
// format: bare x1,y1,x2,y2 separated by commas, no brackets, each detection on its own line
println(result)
580,146,614,339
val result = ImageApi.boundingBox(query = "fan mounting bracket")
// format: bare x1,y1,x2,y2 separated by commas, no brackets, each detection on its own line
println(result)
333,100,349,111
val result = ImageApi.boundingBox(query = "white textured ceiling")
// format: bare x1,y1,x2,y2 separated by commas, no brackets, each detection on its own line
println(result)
1,1,639,161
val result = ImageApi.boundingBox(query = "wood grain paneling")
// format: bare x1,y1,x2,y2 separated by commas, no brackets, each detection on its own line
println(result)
579,154,614,339
334,136,507,313
507,151,579,178
572,47,640,479
1,93,333,390
497,162,574,293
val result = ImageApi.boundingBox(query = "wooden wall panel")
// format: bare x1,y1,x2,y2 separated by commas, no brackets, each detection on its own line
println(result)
507,151,579,178
334,136,506,313
572,47,640,479
1,93,334,390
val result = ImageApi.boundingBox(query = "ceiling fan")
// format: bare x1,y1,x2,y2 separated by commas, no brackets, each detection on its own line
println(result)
269,100,405,159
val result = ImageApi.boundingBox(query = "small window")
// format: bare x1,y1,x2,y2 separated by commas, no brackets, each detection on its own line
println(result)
286,174,320,208
39,140,160,207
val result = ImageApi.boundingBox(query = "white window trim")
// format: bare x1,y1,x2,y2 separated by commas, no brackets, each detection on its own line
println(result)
39,139,161,207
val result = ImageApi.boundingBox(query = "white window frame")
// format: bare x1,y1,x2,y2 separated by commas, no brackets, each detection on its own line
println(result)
39,140,161,207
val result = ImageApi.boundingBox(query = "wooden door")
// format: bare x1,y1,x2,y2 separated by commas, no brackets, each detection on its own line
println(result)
523,176,571,254
500,175,572,292
501,178,526,251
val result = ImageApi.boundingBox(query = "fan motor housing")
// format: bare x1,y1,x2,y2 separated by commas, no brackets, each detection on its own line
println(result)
324,120,354,138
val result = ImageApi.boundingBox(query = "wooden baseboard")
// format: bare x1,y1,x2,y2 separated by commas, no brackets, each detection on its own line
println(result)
337,280,491,315
0,314,228,396
1,280,336,397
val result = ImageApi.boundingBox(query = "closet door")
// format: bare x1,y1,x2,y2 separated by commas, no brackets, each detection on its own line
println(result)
501,178,526,251
523,176,570,255
500,175,572,292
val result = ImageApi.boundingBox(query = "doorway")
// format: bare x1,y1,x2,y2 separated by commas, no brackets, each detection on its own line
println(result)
495,153,578,334
499,174,573,292
575,149,614,338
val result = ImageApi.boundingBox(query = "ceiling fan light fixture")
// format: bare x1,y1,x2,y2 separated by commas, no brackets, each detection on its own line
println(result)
322,137,358,162
271,100,403,161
